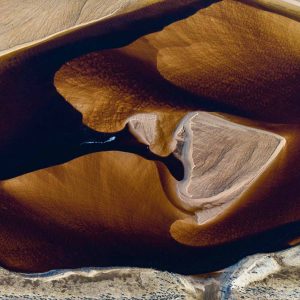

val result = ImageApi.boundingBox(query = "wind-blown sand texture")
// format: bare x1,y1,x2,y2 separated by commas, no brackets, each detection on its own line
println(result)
0,0,299,279
174,112,285,223
0,245,298,299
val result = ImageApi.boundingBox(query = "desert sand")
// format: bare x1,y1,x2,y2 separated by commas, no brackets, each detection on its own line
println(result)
0,0,299,273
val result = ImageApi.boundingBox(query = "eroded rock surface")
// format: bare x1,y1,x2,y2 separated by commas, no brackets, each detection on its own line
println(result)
0,246,298,299
0,267,210,300
221,245,300,300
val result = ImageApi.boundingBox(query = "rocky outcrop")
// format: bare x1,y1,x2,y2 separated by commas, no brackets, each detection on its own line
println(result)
221,245,300,299
0,246,298,299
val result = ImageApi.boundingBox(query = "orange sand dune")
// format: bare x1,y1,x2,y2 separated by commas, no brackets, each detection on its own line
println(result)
0,0,299,272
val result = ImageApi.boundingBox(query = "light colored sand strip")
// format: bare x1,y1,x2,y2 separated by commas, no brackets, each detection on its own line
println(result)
243,0,300,20
175,112,285,222
124,111,286,225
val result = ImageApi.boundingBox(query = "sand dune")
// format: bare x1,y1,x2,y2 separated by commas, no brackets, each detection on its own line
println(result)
0,0,299,272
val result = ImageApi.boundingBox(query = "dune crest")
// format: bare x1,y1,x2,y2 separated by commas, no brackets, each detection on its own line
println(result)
175,112,285,223
0,0,299,273
126,111,286,224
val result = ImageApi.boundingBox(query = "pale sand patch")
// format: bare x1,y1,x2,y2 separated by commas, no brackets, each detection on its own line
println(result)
175,112,285,223
127,112,286,225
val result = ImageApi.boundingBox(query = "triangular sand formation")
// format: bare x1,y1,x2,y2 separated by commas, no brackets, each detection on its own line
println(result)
175,112,286,223
128,112,286,224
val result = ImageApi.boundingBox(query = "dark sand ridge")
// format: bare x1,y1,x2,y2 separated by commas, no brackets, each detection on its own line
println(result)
0,0,299,273
55,0,300,246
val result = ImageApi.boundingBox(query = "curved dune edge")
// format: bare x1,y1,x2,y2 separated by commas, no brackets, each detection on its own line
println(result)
1,0,298,58
55,0,300,249
174,112,286,224
243,0,300,21
127,111,286,226
0,0,299,272
0,0,217,62
1,0,299,65
0,0,162,57
0,245,298,299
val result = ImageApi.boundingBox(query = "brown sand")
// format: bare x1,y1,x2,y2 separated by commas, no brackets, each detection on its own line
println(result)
0,0,299,272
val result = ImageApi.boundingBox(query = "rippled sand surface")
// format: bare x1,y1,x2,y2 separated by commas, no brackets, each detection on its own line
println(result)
0,0,299,274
